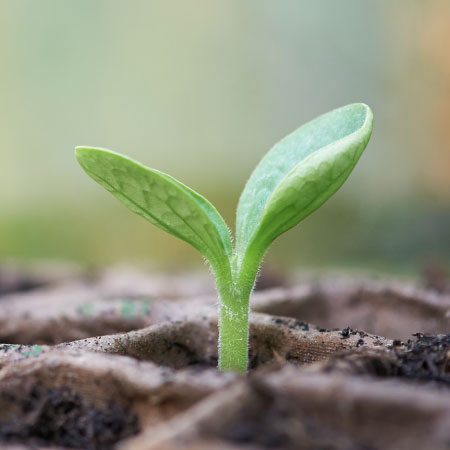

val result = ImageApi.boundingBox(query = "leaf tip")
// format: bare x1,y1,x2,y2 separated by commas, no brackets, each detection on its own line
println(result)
75,146,115,167
75,146,93,164
353,102,373,131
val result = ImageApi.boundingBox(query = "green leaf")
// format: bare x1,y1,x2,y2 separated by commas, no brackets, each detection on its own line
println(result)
75,147,232,268
236,103,373,261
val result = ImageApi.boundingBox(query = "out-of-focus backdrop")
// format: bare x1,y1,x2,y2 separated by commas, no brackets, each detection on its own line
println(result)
1,1,449,275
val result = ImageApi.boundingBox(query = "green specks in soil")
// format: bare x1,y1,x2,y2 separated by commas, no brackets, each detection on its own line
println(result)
0,344,43,358
76,302,96,316
20,345,43,357
76,299,151,319
120,299,151,318
120,299,135,318
139,299,151,316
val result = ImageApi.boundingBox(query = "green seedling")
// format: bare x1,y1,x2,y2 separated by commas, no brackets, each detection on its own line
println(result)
76,103,373,374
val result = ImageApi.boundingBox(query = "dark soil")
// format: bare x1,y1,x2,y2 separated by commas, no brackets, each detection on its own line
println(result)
396,333,450,385
0,385,140,449
321,332,450,387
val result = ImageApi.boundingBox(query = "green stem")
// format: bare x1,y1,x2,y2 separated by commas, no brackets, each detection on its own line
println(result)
216,243,267,374
218,281,250,374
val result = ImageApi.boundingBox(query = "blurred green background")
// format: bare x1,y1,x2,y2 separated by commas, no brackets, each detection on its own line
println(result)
1,0,449,275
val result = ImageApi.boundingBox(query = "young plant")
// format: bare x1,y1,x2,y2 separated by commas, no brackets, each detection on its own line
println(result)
76,103,373,374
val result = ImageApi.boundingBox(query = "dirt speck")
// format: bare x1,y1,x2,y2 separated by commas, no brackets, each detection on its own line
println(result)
341,327,350,338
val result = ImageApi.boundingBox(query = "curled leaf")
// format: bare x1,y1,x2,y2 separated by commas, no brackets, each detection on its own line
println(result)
236,103,373,261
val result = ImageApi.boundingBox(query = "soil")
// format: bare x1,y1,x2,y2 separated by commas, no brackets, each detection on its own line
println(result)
396,333,450,385
223,379,357,450
0,264,449,450
0,261,82,296
219,367,450,450
0,385,139,449
317,332,450,386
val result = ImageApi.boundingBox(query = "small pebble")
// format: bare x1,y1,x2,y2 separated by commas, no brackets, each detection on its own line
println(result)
341,327,350,338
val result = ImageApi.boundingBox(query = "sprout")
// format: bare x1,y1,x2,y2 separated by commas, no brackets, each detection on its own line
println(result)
76,103,373,374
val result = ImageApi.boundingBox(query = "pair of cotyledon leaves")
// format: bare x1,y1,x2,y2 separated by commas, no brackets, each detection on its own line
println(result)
76,103,373,273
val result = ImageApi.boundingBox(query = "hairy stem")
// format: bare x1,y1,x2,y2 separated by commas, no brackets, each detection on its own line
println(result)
216,244,267,374
218,285,250,374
